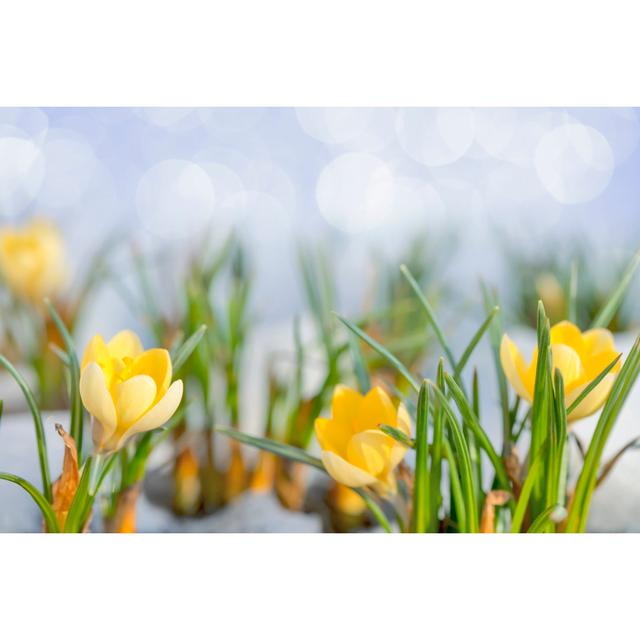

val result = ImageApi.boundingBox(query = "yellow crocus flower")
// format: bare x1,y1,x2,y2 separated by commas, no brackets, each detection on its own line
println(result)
501,320,621,421
79,330,183,452
0,218,68,304
314,385,410,495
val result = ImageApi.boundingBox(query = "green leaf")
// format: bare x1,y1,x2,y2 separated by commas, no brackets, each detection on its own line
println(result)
481,284,511,455
380,424,415,449
443,372,511,491
566,334,640,532
454,306,499,377
334,314,419,392
400,264,456,370
0,472,59,533
591,250,640,329
429,360,445,532
566,354,622,416
510,444,547,533
527,505,567,533
0,355,52,502
45,299,83,461
64,456,94,533
568,261,578,324
428,381,478,532
171,324,208,373
412,381,430,533
215,427,325,471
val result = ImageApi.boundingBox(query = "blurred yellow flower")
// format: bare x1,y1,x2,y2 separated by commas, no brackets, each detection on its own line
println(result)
0,218,68,304
501,320,621,421
79,330,183,452
315,385,410,495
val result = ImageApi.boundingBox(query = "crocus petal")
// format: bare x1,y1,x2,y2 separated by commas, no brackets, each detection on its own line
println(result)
357,386,397,432
331,384,363,425
346,429,391,477
129,348,172,398
500,335,532,402
315,417,351,458
565,374,616,421
551,344,583,388
114,374,157,430
121,380,184,445
320,450,378,488
550,321,584,357
107,330,144,360
582,328,616,356
80,334,109,371
79,362,117,444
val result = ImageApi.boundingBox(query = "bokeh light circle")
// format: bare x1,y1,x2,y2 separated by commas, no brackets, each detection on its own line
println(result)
534,123,614,204
38,131,99,209
0,136,45,216
395,108,475,167
316,152,396,234
136,159,216,239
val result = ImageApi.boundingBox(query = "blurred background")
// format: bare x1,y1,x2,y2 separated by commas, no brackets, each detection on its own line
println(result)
2,107,640,532
1,107,639,338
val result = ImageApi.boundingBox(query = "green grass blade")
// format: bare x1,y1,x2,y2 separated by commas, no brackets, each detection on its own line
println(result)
64,457,94,533
568,261,578,324
353,488,393,533
428,381,478,532
215,427,325,471
380,425,415,449
566,335,640,532
429,360,445,532
0,472,59,532
443,438,466,532
171,324,207,373
334,314,419,392
454,306,499,377
566,354,622,416
0,355,52,502
510,445,547,533
591,250,640,329
412,381,430,533
481,284,511,455
400,264,456,370
527,505,566,533
444,373,511,490
45,299,83,461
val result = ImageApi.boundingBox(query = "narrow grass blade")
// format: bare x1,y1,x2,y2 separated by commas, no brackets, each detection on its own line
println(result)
64,457,94,533
428,381,478,532
510,445,546,533
46,299,83,461
0,472,59,533
334,314,419,392
215,427,325,471
380,425,415,449
566,335,640,532
412,381,430,533
454,306,499,377
591,250,640,329
353,488,393,533
596,435,640,488
429,360,445,532
568,261,578,324
0,355,51,502
444,373,511,490
443,438,466,532
49,343,71,367
481,284,511,455
172,324,207,373
527,505,567,533
400,264,456,370
566,354,621,416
